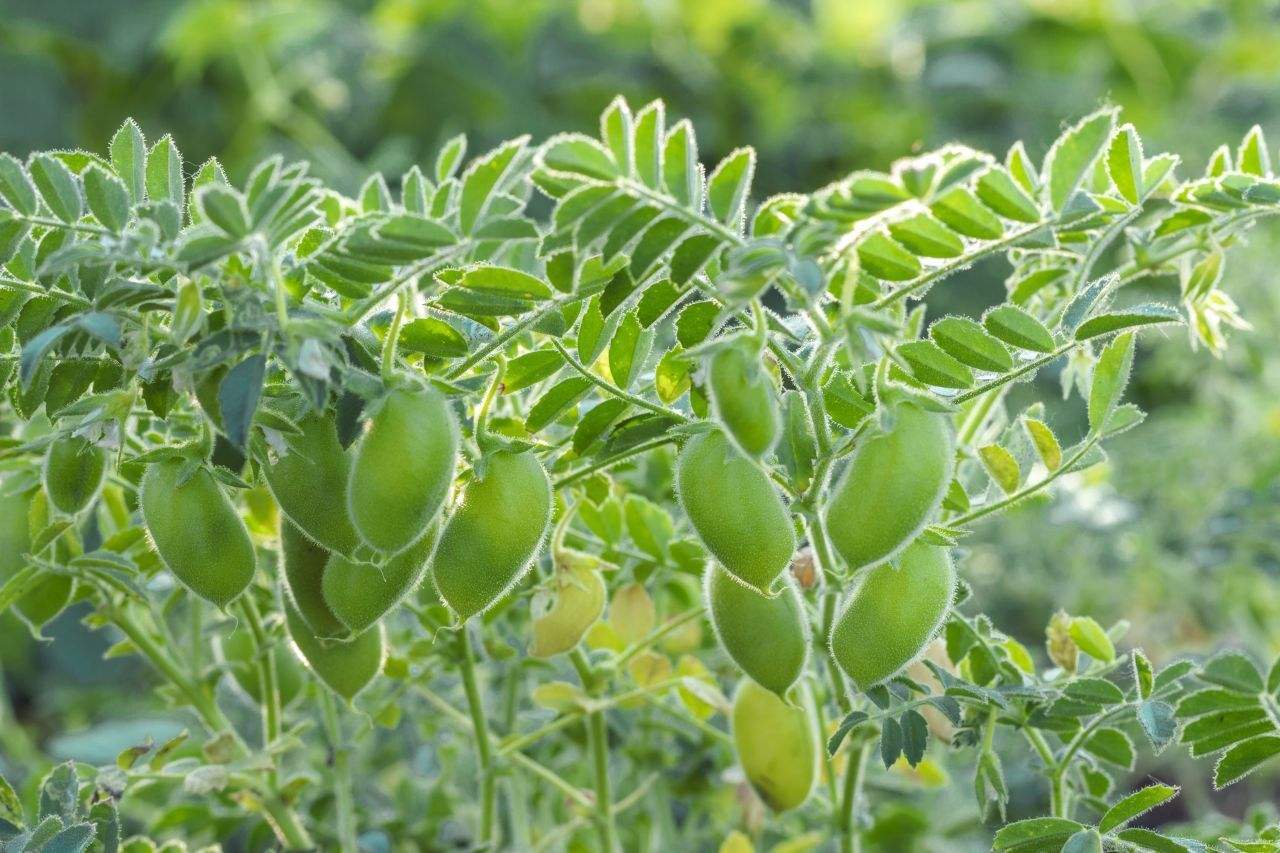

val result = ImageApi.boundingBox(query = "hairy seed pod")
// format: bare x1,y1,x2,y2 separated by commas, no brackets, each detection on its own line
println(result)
432,451,552,620
141,458,255,608
285,602,384,701
676,430,795,593
829,542,955,691
824,402,954,571
279,519,345,638
530,552,607,658
322,523,439,636
42,435,107,515
707,336,780,458
731,680,818,813
0,484,72,627
347,386,458,554
263,413,359,555
706,563,808,698
216,627,305,708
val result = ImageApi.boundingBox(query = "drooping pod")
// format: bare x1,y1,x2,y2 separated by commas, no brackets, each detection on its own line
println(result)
285,602,385,701
347,386,459,555
829,542,956,691
676,430,795,593
0,483,72,628
141,458,256,608
432,451,553,621
706,334,781,458
731,679,819,813
263,413,359,556
823,402,954,572
42,435,108,515
279,519,346,639
530,552,607,658
705,563,808,698
322,522,439,636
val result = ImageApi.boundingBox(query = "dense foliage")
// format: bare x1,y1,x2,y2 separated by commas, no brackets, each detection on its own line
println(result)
1,93,1280,852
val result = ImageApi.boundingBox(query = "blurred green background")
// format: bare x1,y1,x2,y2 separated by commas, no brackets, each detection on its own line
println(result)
3,0,1280,842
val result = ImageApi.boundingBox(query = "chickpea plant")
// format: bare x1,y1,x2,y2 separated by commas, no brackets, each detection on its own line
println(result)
0,98,1279,851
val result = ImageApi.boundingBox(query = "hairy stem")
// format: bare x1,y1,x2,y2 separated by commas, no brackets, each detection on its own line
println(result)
837,740,871,853
570,647,617,852
322,691,359,852
458,627,498,845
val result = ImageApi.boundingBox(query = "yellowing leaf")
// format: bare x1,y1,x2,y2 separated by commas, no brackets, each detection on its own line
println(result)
720,831,754,853
611,582,655,644
628,650,673,687
531,681,588,713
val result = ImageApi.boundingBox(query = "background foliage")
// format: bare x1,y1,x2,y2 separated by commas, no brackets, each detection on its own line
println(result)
2,0,1280,850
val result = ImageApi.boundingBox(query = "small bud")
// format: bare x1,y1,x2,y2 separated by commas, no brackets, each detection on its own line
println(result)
1046,609,1079,675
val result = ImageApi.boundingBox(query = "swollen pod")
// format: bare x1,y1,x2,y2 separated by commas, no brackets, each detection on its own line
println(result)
0,484,72,628
731,680,819,813
432,451,552,620
322,522,439,636
263,413,359,555
285,602,384,701
347,386,458,555
43,435,108,515
530,553,607,658
676,430,795,593
829,542,955,691
706,563,808,698
279,519,346,639
141,458,256,608
824,402,954,572
706,335,780,458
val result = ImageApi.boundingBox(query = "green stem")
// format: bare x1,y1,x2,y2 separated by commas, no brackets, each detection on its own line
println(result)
112,604,314,850
810,680,840,808
322,692,359,852
237,596,281,782
548,338,689,423
269,249,290,333
1023,728,1066,817
614,608,705,669
950,342,1077,406
570,648,617,853
415,684,594,809
587,709,617,852
496,677,687,756
381,291,408,381
458,628,497,845
837,741,871,853
818,589,854,716
552,435,680,489
949,434,1101,528
445,292,595,381
872,221,1050,309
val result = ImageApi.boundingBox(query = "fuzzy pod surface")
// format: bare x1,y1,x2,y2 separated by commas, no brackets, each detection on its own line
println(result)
707,336,781,458
285,602,385,701
731,679,819,813
322,522,439,635
829,541,956,690
0,484,72,626
432,451,552,621
706,563,808,697
263,412,360,556
141,458,256,608
280,518,346,639
347,387,458,555
677,430,795,593
43,435,107,515
824,402,954,572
